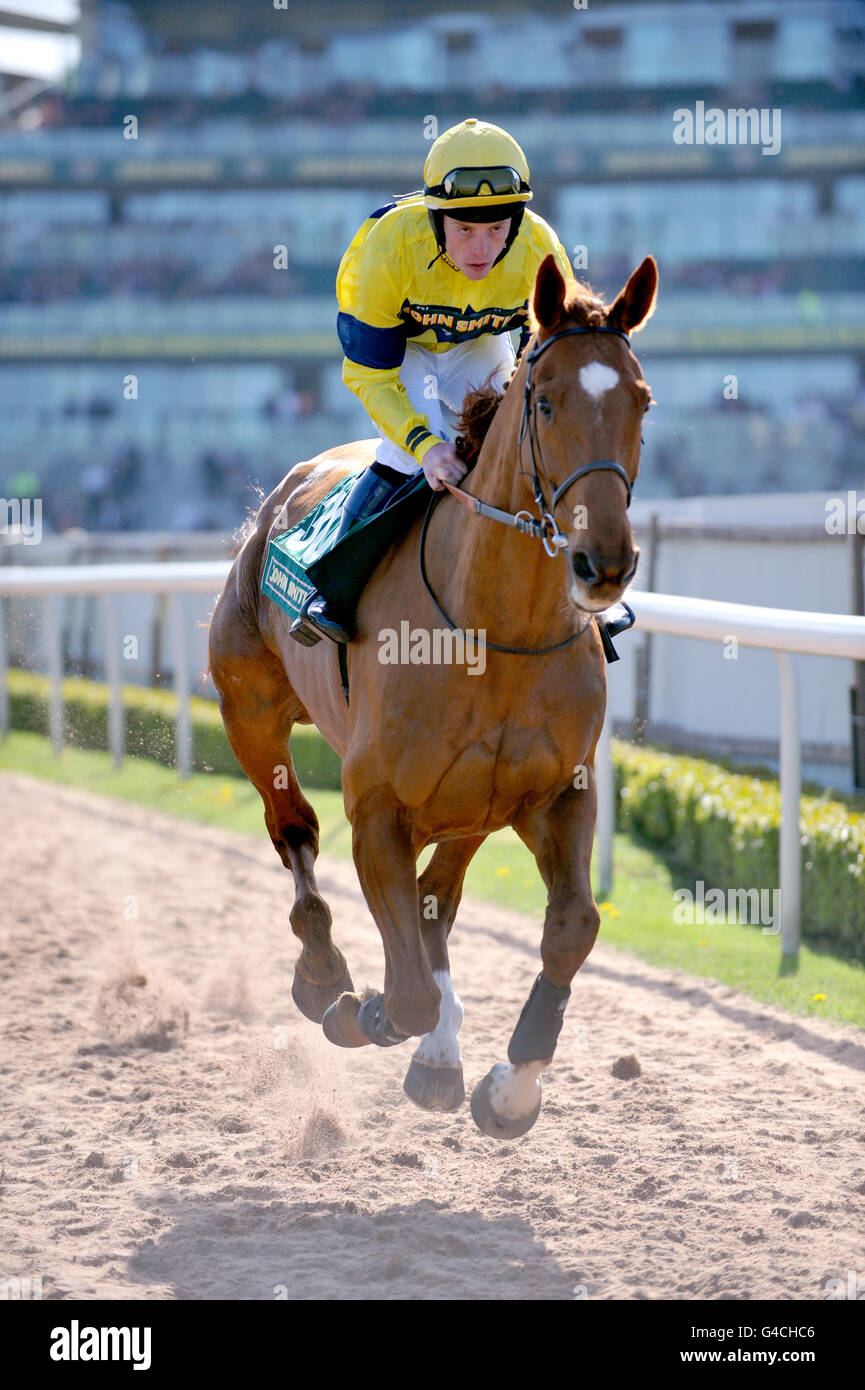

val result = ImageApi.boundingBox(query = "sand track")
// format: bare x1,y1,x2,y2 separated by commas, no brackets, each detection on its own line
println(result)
1,770,863,1301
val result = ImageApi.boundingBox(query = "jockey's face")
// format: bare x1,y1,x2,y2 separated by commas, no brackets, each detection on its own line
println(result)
442,214,510,280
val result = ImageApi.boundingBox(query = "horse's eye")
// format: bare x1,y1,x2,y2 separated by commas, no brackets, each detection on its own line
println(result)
537,397,553,419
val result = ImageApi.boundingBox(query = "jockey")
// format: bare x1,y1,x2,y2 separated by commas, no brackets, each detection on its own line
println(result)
290,117,574,647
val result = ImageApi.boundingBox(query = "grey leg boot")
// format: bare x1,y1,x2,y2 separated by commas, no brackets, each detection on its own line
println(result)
289,465,403,646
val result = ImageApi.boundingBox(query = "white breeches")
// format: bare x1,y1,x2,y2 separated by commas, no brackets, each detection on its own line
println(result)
373,332,517,475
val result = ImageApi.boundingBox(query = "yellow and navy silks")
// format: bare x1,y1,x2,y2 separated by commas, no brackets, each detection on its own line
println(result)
336,195,574,465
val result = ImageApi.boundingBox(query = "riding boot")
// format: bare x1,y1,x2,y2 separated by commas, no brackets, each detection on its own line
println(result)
289,465,403,646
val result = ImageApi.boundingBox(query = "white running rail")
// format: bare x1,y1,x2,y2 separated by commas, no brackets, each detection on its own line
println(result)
0,561,229,782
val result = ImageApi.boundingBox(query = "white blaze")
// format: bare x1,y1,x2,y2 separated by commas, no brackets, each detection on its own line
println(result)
579,362,619,399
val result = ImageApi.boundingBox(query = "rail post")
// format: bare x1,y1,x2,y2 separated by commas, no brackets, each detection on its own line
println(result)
170,590,192,780
595,710,615,900
45,593,63,755
776,651,801,965
100,593,124,768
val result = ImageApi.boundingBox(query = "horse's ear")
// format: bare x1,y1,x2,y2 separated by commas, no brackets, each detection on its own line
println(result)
532,254,567,330
607,255,658,334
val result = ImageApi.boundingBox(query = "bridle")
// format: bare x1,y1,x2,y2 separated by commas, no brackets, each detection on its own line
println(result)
519,324,634,553
419,323,637,656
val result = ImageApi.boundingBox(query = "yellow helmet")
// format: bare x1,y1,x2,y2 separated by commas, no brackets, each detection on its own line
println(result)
423,118,532,210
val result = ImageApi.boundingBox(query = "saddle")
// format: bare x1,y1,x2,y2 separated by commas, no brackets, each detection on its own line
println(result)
261,468,430,628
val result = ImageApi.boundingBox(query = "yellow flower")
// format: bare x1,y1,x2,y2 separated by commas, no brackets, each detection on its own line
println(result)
811,993,826,1002
495,866,511,877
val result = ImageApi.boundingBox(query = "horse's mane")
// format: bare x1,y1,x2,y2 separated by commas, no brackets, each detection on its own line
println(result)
454,381,504,465
454,279,608,465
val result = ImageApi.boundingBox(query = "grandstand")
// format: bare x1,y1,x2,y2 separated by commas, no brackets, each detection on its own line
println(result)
1,0,864,533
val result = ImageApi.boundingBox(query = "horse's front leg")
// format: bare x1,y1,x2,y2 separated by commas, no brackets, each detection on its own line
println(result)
470,778,600,1140
322,787,441,1048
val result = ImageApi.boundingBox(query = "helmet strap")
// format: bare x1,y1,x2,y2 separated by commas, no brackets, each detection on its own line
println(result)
492,205,525,266
427,208,446,257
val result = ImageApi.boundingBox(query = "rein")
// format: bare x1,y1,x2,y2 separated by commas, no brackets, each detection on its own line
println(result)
420,323,635,657
419,490,593,656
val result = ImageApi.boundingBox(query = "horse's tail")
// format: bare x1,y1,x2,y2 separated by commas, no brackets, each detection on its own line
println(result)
203,487,268,691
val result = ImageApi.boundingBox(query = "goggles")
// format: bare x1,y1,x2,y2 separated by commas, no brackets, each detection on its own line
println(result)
426,165,530,200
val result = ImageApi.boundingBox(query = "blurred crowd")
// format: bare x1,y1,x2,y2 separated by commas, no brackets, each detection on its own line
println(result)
4,371,864,534
4,441,277,535
0,248,306,304
2,1,862,531
3,247,858,306
0,384,324,534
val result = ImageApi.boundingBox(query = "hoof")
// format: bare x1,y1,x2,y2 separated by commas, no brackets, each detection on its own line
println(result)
321,992,370,1048
470,1064,542,1141
291,960,355,1024
403,1055,465,1112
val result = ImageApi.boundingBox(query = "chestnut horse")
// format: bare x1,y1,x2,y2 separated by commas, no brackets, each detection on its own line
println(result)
208,254,657,1138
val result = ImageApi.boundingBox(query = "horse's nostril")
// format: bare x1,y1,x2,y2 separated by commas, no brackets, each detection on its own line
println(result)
573,550,638,589
571,551,597,584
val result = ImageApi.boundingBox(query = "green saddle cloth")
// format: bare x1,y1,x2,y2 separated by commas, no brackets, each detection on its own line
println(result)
261,467,432,625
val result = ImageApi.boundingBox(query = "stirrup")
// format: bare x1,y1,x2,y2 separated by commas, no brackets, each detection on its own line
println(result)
289,615,322,647
289,591,323,646
298,593,352,646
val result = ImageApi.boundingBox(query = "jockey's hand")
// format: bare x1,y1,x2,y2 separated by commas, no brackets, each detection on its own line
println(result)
423,442,468,491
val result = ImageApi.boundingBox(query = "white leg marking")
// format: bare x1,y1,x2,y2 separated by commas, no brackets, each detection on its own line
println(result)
415,969,463,1067
488,1059,545,1120
579,362,619,399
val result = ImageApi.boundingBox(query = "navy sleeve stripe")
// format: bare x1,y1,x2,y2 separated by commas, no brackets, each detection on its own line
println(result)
337,311,407,370
406,426,433,454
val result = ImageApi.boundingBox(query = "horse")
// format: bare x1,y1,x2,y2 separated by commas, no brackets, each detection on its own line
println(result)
208,252,657,1138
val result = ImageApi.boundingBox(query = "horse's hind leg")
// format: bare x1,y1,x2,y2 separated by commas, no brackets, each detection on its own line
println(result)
403,835,485,1112
209,628,353,1022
